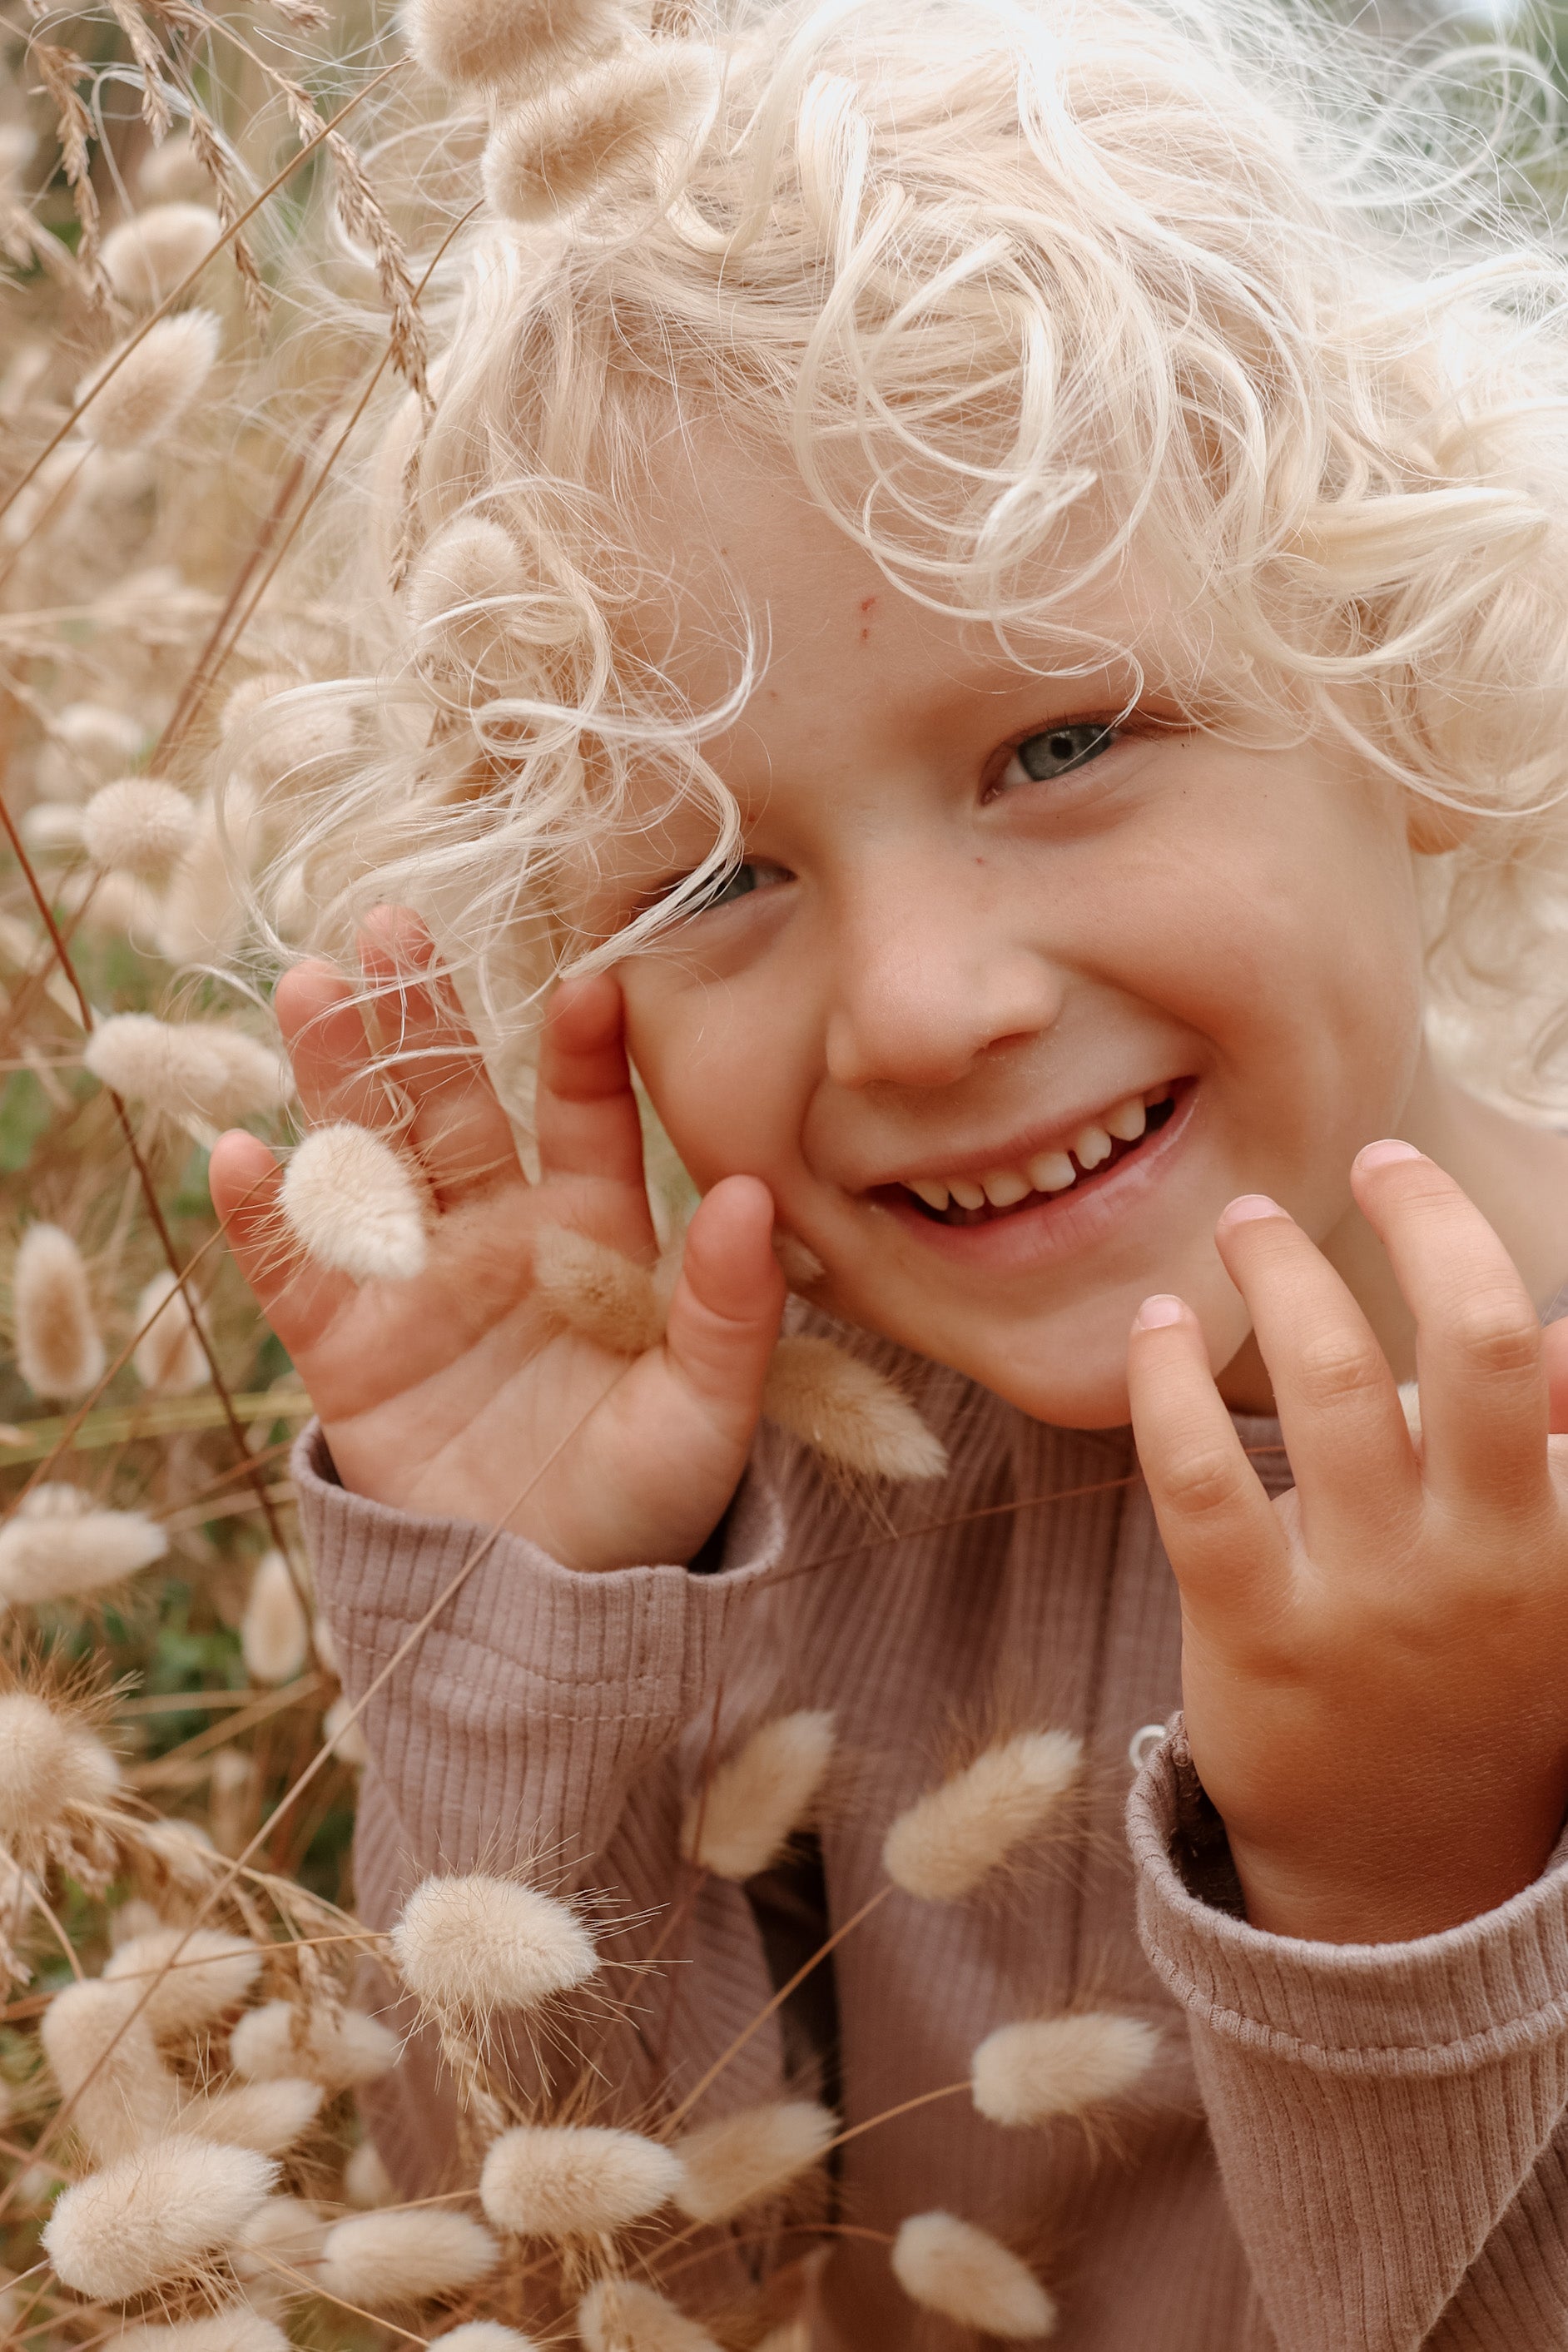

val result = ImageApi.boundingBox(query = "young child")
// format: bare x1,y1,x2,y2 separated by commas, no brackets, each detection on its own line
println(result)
211,0,1568,2340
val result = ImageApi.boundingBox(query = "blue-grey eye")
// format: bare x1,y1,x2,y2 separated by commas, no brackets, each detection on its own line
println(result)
1005,722,1119,786
685,859,789,915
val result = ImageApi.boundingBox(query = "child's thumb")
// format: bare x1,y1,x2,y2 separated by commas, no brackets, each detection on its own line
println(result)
662,1175,786,1435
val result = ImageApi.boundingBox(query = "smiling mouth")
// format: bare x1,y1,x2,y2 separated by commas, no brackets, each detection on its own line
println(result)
876,1081,1186,1228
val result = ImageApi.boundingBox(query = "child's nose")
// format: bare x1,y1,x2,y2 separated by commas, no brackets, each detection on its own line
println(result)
823,896,1062,1091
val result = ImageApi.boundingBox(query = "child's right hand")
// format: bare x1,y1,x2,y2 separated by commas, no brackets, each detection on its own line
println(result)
209,908,786,1572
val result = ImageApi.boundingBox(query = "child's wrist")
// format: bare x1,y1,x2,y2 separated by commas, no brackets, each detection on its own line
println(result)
1228,1809,1566,1944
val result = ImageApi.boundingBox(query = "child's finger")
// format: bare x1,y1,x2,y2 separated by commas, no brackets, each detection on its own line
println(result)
1543,1318,1568,1435
358,908,522,1205
275,959,399,1134
1213,1197,1419,1561
535,974,653,1203
662,1175,786,1439
209,1129,355,1357
1127,1294,1287,1623
1350,1143,1550,1515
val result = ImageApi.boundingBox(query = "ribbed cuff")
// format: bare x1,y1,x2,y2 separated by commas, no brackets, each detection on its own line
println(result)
1129,1721,1568,2078
292,1421,786,1728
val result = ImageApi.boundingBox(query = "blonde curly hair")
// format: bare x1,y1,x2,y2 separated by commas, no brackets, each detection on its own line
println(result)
234,0,1568,1111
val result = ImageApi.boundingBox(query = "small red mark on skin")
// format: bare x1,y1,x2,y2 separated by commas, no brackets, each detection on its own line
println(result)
859,593,876,643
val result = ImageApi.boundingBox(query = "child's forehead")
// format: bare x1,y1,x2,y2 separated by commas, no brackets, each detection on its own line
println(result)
623,414,1183,717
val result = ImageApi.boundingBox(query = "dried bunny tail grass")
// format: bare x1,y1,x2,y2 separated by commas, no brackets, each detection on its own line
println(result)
112,2315,291,2352
578,2277,722,2352
391,1871,599,2022
404,0,623,89
104,1926,261,2031
41,1978,178,2164
406,516,529,678
108,2311,291,2352
479,2123,684,2239
174,2077,324,2155
39,702,146,799
0,1693,118,1838
280,1124,431,1282
762,1337,946,1483
229,2194,327,2294
344,2138,396,2206
533,1228,663,1355
241,1551,310,1685
43,2137,279,2300
0,1486,167,1604
431,2330,541,2350
132,1271,211,1397
323,1691,370,1765
882,1729,1084,1903
772,1233,826,1292
316,2209,500,2306
75,311,221,451
681,1709,834,1881
12,1223,106,1402
100,202,223,307
482,42,717,223
891,2212,1056,2340
85,1015,293,1128
82,777,194,880
970,2013,1160,2127
673,2098,836,2225
230,1997,399,2091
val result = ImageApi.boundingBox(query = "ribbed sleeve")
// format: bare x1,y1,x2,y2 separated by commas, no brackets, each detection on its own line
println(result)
295,1422,786,1878
1130,1723,1568,2352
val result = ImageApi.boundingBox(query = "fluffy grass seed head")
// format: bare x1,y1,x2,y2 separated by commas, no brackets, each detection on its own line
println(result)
132,1270,211,1396
230,1997,399,2090
85,1014,293,1127
0,1486,168,1604
532,1228,663,1356
104,1927,261,2032
12,1222,106,1402
322,1691,370,1766
577,2277,722,2352
280,1124,430,1282
100,203,223,307
430,2329,541,2350
241,1551,310,1685
971,2013,1160,2128
316,2209,499,2307
43,2137,279,2301
83,777,195,881
175,2077,324,2156
403,0,621,89
75,312,221,451
673,2099,836,2225
42,1978,179,2163
406,517,529,680
0,1693,118,1840
891,2212,1057,2340
391,1871,599,2022
39,702,145,799
344,2138,396,2206
482,43,717,224
228,2194,327,2295
762,1338,946,1483
107,2310,290,2352
882,1730,1084,1903
479,2124,684,2240
680,1709,835,1881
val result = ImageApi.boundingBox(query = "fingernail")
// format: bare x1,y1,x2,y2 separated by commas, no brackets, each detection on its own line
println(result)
1356,1138,1422,1171
1220,1193,1286,1224
1134,1293,1186,1330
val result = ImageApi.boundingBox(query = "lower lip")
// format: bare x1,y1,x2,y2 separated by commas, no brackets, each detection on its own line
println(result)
868,1081,1199,1273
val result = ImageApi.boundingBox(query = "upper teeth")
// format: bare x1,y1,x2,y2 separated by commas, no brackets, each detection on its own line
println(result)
901,1088,1166,1213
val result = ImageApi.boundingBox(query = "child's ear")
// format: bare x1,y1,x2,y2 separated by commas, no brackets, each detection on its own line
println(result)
1405,791,1476,856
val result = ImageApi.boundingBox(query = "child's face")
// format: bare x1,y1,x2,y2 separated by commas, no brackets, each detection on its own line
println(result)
603,437,1428,1427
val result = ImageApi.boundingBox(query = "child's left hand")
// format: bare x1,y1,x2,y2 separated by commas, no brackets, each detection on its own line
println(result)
1127,1141,1568,1943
